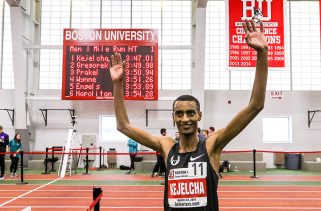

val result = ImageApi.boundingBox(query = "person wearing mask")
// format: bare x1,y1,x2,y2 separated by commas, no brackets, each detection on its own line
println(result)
9,133,22,177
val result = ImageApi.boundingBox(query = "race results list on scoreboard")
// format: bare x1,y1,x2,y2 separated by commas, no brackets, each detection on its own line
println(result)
62,29,158,100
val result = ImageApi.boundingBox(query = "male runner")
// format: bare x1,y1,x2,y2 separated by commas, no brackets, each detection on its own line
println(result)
110,20,268,210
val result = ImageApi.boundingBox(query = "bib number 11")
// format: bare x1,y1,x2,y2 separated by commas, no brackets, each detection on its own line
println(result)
188,162,207,177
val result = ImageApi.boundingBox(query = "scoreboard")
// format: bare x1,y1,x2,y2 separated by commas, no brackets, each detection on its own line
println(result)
62,29,158,100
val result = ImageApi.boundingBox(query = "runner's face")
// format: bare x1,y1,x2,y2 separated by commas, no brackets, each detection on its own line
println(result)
173,101,201,135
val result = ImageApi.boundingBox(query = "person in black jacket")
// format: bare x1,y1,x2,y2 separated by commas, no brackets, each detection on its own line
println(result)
151,128,167,177
0,125,9,179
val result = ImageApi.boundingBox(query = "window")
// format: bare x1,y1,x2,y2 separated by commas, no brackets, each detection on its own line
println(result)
1,1,14,89
41,0,71,45
39,49,63,89
161,0,191,46
101,0,131,28
160,0,192,90
40,0,192,90
39,0,71,89
132,1,162,42
290,1,321,90
161,49,192,89
263,117,292,143
71,0,101,28
205,1,228,90
99,115,127,141
0,0,4,88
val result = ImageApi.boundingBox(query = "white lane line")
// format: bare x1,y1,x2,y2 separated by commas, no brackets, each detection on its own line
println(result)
1,190,321,193
0,178,61,207
0,206,88,209
1,197,321,200
1,206,321,209
0,184,165,186
0,190,163,193
0,206,163,209
3,184,320,187
220,207,321,210
0,197,92,199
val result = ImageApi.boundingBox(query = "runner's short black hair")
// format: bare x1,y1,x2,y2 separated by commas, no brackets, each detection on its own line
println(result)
172,95,200,112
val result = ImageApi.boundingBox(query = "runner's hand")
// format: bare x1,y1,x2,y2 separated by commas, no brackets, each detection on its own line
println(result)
243,20,268,51
110,52,126,82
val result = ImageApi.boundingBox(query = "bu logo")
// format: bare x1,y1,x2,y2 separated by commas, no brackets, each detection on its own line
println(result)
241,0,272,21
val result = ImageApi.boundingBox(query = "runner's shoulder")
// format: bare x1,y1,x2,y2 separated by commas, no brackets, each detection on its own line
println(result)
159,136,176,150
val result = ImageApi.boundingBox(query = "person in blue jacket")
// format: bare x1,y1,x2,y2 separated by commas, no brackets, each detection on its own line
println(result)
9,133,22,177
127,138,138,174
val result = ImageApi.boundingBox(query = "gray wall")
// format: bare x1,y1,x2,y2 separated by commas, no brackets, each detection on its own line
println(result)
0,90,16,138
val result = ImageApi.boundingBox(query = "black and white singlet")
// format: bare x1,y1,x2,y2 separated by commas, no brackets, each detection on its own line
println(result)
164,140,219,210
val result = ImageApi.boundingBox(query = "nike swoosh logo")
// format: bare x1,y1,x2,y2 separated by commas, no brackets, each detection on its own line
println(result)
190,154,204,161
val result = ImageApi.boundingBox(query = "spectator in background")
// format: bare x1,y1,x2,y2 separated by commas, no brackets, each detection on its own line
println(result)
198,127,206,141
0,125,9,180
209,126,215,134
202,129,209,140
9,133,22,177
151,128,166,177
127,138,138,174
174,132,180,143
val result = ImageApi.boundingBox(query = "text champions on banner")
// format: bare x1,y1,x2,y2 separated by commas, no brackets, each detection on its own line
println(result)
62,29,158,100
228,0,286,69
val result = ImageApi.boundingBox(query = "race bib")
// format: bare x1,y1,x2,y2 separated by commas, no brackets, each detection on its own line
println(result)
168,162,207,208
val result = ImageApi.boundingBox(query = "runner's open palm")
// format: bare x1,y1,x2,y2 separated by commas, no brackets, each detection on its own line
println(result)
110,52,126,82
243,20,268,51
